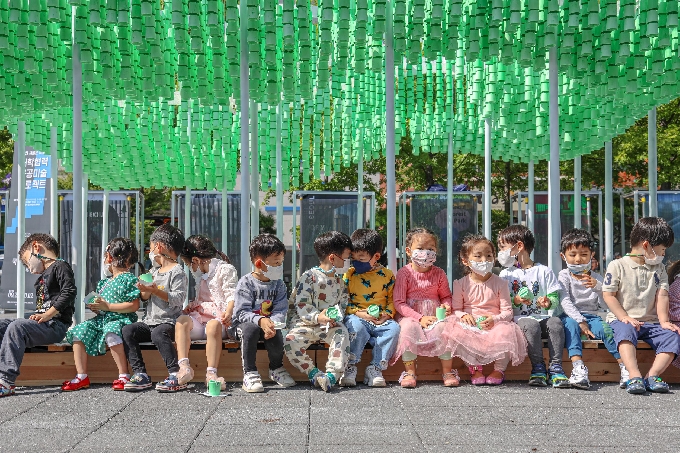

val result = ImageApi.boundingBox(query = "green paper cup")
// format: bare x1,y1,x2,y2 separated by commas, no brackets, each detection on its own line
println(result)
517,287,532,301
208,380,221,396
476,316,488,330
367,304,380,319
326,306,339,322
436,307,447,320
139,273,153,285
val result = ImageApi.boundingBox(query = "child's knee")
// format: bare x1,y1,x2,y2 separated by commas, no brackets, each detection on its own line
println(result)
205,319,222,336
546,317,563,331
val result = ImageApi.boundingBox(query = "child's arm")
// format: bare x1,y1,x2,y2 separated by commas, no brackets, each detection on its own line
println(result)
393,270,422,321
51,262,78,315
294,272,322,325
438,270,453,309
233,279,258,325
384,272,396,318
217,264,239,323
494,280,513,323
451,279,466,318
558,272,586,323
601,261,641,328
90,299,140,313
537,268,560,309
656,267,680,332
270,280,289,325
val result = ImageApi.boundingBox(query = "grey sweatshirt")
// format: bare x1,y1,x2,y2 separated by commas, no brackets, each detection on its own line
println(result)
232,273,288,327
557,269,604,323
142,264,188,326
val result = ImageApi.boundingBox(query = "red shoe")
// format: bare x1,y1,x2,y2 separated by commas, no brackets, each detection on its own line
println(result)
112,376,130,391
61,376,90,392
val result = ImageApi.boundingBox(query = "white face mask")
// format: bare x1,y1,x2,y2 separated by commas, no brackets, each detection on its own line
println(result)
469,260,494,276
334,258,351,276
27,253,45,274
644,247,664,266
149,251,161,268
497,246,517,268
191,268,204,282
565,261,591,275
102,257,113,277
262,263,284,281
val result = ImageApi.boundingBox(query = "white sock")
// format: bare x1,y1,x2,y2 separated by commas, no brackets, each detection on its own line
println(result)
179,358,190,366
71,373,87,383
119,374,130,379
619,362,626,369
170,372,177,377
207,367,217,374
573,360,585,368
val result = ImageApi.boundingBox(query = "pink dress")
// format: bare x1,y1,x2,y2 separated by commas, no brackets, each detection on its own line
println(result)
390,264,461,364
185,259,238,325
450,274,527,366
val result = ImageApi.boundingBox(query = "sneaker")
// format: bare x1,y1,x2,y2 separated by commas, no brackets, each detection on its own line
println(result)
549,364,571,389
339,364,357,387
619,364,630,389
644,376,669,393
569,364,590,390
155,375,187,393
625,377,646,395
205,370,226,391
176,362,195,385
242,371,264,393
124,373,153,392
61,376,90,392
315,372,336,392
363,365,386,387
0,382,16,397
442,369,460,387
528,363,548,387
399,371,417,388
269,367,296,388
112,376,130,391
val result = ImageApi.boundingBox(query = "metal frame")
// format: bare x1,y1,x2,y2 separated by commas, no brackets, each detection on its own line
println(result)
291,191,376,289
623,189,680,243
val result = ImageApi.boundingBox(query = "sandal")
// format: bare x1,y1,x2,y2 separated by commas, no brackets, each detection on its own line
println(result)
398,371,417,388
442,369,460,387
468,366,486,385
485,370,505,386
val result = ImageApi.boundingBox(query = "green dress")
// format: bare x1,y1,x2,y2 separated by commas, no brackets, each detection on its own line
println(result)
66,273,140,356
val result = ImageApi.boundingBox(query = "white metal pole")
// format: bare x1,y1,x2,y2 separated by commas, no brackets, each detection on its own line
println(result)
49,126,58,238
250,100,259,238
527,161,535,260
16,122,26,319
634,191,639,223
184,188,191,236
586,197,592,233
598,193,603,270
72,12,84,323
80,173,88,300
357,148,364,230
170,192,175,227
221,178,228,254
101,189,109,279
518,195,523,225
275,103,284,241
239,1,251,277
574,155,581,228
620,194,626,255
446,131,453,285
484,118,492,240
604,141,614,268
547,46,561,274
648,107,658,217
385,0,396,271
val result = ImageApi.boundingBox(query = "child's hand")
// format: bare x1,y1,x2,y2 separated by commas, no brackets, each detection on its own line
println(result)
582,275,598,288
220,310,233,327
355,310,375,322
460,314,476,326
620,315,644,331
259,317,276,339
514,294,532,306
136,282,156,299
373,313,392,325
660,321,680,333
28,312,53,324
88,297,110,312
440,304,452,316
317,309,336,327
579,321,596,339
479,317,495,330
536,296,551,309
419,316,437,328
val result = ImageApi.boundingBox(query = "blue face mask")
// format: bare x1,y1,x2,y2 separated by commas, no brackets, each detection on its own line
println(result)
352,259,373,274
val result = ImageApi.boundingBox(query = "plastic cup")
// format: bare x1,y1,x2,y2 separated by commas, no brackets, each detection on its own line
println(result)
436,307,447,320
208,380,221,396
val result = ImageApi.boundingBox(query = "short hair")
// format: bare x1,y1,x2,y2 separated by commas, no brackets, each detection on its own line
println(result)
458,234,496,275
181,234,230,263
630,217,674,248
560,228,595,254
19,233,59,258
249,233,286,261
498,224,535,254
149,223,185,256
405,227,439,252
106,237,139,268
313,231,353,260
350,229,383,256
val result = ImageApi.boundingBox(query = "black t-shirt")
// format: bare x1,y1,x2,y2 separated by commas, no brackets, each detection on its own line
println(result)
34,260,77,326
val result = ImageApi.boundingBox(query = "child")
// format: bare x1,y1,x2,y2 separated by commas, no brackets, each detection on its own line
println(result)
451,234,527,385
229,233,295,393
392,228,460,388
603,217,680,394
285,231,352,392
668,260,680,369
497,225,569,388
340,229,400,387
63,238,141,391
557,228,628,389
122,224,188,392
0,234,77,397
175,235,238,390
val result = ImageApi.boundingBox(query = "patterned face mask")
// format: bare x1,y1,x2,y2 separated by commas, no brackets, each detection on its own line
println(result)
410,249,437,268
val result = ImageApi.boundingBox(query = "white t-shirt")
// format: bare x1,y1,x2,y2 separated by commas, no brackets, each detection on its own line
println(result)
499,263,561,321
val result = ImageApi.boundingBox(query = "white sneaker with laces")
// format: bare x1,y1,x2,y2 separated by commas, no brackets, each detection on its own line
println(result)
339,365,357,387
242,372,264,393
619,364,630,389
269,367,296,387
363,365,386,387
569,363,590,389
315,373,332,392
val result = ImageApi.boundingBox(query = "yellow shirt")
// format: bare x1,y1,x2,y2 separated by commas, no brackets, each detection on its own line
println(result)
343,265,396,317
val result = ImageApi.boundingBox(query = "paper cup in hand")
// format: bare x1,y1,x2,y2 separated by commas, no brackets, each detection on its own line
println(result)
367,305,381,319
138,273,153,286
517,287,532,301
436,307,447,320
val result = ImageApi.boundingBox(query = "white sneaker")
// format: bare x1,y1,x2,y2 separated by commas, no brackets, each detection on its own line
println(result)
619,364,630,389
269,367,296,388
569,363,590,389
315,373,332,392
338,364,357,387
363,365,386,387
242,372,264,393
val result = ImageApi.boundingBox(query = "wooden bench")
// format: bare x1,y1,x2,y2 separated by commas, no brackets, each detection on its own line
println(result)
15,338,680,386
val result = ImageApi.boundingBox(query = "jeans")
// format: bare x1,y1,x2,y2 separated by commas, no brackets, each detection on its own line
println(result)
0,318,68,385
122,322,178,375
229,322,284,374
344,314,401,370
561,313,620,359
517,317,564,368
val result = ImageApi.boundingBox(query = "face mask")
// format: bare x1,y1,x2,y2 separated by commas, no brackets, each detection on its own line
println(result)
565,260,591,275
191,268,204,282
497,247,517,268
334,258,351,275
644,247,664,266
261,263,283,281
352,259,373,274
411,249,437,268
102,258,113,277
27,253,45,274
469,260,494,276
149,251,161,268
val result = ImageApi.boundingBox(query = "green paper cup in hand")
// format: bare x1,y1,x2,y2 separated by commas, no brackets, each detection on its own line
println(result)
517,287,532,301
208,380,221,396
436,307,447,320
367,304,381,319
476,316,487,330
326,306,340,322
139,273,153,286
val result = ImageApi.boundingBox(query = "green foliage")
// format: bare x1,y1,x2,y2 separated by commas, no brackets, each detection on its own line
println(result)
0,128,13,179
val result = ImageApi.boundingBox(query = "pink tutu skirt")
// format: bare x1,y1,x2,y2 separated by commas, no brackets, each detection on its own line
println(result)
451,320,528,366
391,299,461,364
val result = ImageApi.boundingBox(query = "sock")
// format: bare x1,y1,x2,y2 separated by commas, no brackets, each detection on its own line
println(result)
119,374,130,379
71,374,87,383
207,367,217,374
170,372,177,377
178,358,190,366
619,362,626,369
573,360,585,368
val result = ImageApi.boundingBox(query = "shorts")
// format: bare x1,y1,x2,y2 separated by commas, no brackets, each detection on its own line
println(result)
188,316,228,341
610,321,680,356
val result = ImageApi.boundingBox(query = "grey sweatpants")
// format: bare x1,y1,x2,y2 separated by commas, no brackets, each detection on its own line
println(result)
517,317,565,368
0,318,68,385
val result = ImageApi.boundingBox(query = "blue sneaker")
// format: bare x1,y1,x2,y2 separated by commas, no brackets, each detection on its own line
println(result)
644,376,669,393
528,363,548,387
625,377,647,394
0,382,15,397
156,375,187,393
124,373,153,392
549,364,571,389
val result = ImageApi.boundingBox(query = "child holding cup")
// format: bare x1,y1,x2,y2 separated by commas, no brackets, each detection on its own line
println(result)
391,228,461,389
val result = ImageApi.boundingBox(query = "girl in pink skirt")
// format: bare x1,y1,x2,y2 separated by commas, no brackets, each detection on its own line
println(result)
391,228,461,388
451,234,527,385
667,260,680,368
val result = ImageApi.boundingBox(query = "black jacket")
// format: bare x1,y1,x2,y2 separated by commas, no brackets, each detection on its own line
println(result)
35,260,77,326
